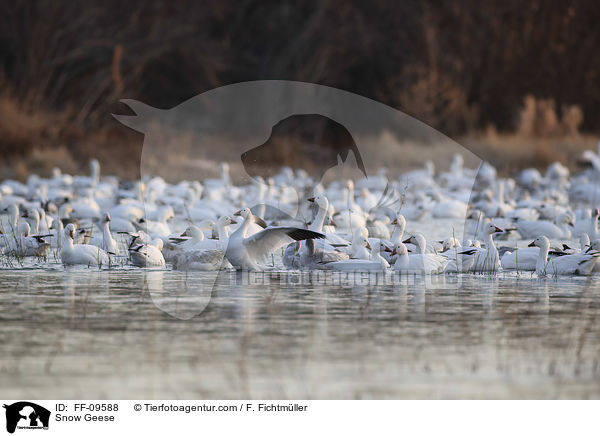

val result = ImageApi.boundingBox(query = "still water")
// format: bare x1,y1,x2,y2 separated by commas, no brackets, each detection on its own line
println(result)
1,264,599,399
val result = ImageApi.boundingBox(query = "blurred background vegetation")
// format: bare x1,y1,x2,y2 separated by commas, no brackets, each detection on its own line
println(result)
1,0,599,179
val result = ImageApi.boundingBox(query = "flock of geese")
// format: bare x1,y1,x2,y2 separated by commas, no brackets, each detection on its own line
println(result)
3,144,600,277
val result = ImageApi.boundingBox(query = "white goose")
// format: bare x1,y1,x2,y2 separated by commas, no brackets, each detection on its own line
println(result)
129,238,166,267
515,212,574,240
297,238,349,268
392,242,447,274
61,223,109,266
89,212,119,255
572,208,599,240
529,235,598,276
225,208,325,270
307,195,351,250
2,222,50,257
461,223,504,273
169,217,237,271
327,238,390,271
397,234,447,273
501,234,587,271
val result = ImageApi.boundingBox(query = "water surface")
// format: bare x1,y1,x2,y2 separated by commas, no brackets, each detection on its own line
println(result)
1,263,599,399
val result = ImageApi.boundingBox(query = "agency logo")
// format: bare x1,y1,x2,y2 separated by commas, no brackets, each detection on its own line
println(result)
113,80,482,319
3,402,50,434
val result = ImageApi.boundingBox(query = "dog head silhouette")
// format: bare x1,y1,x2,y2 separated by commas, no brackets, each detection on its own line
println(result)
3,402,50,434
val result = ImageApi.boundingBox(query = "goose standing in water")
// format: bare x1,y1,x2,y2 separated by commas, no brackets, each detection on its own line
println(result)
392,242,446,274
225,208,325,271
89,212,119,255
305,195,350,251
461,223,504,273
61,223,109,266
529,235,598,276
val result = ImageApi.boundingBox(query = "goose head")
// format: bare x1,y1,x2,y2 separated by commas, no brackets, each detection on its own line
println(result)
555,213,574,227
152,239,164,250
64,223,76,240
2,204,19,222
217,215,237,227
180,225,204,240
102,212,111,223
376,241,393,254
355,235,371,250
391,242,409,256
528,235,550,250
234,208,252,220
18,221,31,237
586,239,600,253
307,194,329,210
391,213,406,229
485,222,504,235
442,237,461,251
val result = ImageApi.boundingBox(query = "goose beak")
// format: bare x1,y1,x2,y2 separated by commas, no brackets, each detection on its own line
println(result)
384,245,392,253
307,197,315,203
180,230,189,237
494,226,504,233
568,221,574,227
366,241,372,250
230,218,237,225
402,237,411,244
586,245,593,253
390,249,397,255
330,218,338,227
391,219,398,225
233,210,242,217
528,241,536,247
21,212,28,218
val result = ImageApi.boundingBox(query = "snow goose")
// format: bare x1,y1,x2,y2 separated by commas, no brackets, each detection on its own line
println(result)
392,242,447,274
225,208,325,270
397,234,447,269
307,195,351,249
461,223,504,273
0,204,20,244
172,248,225,271
89,212,119,255
501,240,570,271
515,212,574,240
430,192,468,219
529,235,598,276
326,238,390,271
204,162,231,190
332,180,367,231
129,238,166,267
296,238,349,269
135,207,174,237
2,222,50,258
61,223,108,266
22,208,40,234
